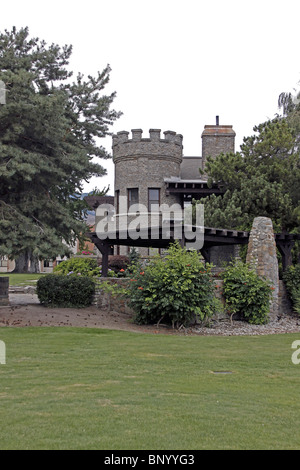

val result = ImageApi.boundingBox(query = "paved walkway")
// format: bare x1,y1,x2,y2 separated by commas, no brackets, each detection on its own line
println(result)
9,293,40,305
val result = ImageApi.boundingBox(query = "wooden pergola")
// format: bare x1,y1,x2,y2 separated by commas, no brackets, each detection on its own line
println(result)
87,225,299,276
85,195,299,276
164,179,225,203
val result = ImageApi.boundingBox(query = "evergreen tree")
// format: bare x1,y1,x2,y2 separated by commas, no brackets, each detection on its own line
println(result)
278,83,300,145
197,118,300,233
0,27,121,271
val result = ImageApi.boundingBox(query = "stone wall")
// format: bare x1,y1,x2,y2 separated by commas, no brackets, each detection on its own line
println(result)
93,278,133,315
208,245,241,272
93,274,293,320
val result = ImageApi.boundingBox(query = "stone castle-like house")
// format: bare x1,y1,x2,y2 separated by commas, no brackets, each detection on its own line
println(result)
87,118,299,317
113,117,235,211
108,117,235,256
2,118,233,271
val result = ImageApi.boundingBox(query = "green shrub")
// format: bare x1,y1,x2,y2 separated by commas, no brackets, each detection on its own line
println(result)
282,264,300,313
54,257,101,277
221,261,272,324
126,248,141,275
37,274,95,308
292,290,300,314
125,242,218,328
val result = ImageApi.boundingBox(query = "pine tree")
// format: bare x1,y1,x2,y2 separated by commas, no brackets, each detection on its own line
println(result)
0,27,121,271
197,118,300,233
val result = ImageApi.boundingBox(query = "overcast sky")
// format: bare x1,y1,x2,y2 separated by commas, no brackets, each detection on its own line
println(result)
1,0,300,194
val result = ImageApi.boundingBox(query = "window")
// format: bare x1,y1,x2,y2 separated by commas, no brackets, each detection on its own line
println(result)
115,190,120,214
43,259,53,268
128,188,139,211
0,257,8,268
148,188,160,212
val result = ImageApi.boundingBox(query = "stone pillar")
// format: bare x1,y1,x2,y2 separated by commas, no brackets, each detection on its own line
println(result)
246,217,279,320
0,277,9,306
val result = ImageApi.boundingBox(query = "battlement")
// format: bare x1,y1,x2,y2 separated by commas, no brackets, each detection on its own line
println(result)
112,129,183,147
112,128,183,164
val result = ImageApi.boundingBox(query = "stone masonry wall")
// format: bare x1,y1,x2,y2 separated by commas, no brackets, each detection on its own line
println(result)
93,275,292,320
201,124,236,173
246,217,279,320
93,278,132,315
113,129,183,209
112,129,184,257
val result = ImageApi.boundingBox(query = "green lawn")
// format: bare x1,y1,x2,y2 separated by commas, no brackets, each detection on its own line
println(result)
0,326,299,450
0,273,45,286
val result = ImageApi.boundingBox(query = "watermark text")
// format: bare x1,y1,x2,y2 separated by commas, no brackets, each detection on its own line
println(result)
291,340,300,365
0,340,6,365
95,199,204,250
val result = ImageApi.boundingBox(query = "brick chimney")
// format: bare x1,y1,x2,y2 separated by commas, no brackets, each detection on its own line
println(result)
201,116,236,173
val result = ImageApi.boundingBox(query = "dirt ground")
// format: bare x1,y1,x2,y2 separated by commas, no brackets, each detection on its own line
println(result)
0,293,176,335
1,293,300,336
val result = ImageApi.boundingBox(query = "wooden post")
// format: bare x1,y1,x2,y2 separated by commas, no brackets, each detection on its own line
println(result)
277,241,294,272
93,239,109,277
101,243,109,277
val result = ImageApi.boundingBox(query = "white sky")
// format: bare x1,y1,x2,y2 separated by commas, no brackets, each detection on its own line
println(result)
1,0,300,194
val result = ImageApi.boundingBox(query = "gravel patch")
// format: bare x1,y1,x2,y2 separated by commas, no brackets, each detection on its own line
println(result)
192,314,300,336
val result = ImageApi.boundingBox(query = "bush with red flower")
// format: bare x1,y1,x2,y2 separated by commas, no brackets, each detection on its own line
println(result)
125,242,218,328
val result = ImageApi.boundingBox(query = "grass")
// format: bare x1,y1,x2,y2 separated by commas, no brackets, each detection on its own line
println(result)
0,326,300,450
0,273,45,286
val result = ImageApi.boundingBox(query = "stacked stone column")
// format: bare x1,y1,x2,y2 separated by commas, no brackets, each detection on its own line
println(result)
246,217,279,320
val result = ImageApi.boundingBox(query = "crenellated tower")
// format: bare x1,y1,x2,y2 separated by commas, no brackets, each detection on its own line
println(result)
112,128,183,211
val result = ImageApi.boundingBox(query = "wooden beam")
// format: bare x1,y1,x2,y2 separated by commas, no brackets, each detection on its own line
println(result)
167,187,224,195
91,237,110,277
277,241,295,272
86,229,298,274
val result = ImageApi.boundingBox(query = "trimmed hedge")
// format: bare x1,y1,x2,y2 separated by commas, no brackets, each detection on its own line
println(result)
37,274,95,308
53,257,100,277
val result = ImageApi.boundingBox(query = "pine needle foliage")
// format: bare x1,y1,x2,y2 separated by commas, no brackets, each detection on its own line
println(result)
0,27,121,269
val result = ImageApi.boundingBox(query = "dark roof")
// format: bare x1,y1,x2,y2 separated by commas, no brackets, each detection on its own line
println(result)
180,156,203,180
